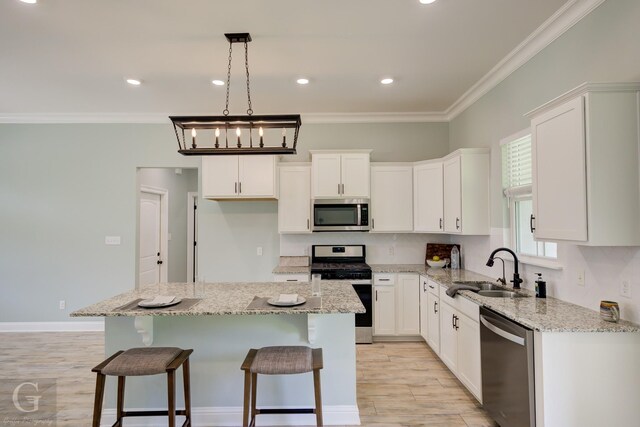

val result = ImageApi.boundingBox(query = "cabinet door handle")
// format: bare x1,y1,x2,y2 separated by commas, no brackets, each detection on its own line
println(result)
423,281,426,292
456,217,460,230
378,278,390,282
434,301,438,314
235,182,238,194
372,218,375,229
454,315,459,330
452,314,456,329
338,183,341,195
286,279,297,282
239,182,242,194
439,218,443,230
530,214,536,233
307,219,310,230
375,290,378,301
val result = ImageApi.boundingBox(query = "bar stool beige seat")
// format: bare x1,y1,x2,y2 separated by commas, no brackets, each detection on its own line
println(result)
241,346,324,427
91,347,193,427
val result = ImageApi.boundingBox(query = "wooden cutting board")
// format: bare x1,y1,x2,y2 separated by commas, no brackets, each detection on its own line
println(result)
425,243,460,266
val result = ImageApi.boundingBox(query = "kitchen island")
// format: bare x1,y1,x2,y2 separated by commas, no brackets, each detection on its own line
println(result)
72,281,365,426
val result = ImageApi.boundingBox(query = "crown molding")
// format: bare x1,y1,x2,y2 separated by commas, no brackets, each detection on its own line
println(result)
0,113,170,124
302,112,448,124
444,0,608,121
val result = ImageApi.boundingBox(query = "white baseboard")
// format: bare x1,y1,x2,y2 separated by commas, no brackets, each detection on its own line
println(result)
102,405,360,426
0,321,105,332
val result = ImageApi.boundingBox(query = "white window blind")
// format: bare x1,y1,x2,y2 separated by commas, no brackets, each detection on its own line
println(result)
502,134,532,197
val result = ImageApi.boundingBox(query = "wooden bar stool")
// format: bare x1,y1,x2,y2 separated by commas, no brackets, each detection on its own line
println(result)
91,347,193,427
241,346,323,427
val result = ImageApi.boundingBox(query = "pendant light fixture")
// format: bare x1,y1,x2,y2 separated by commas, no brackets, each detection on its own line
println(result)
170,33,301,155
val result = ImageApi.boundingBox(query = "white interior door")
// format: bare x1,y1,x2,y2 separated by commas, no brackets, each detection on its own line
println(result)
139,192,162,286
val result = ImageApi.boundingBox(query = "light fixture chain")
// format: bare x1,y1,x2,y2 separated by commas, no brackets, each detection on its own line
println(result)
244,41,253,115
224,41,233,116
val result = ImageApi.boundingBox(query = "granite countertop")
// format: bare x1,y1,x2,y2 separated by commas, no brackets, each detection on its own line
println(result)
378,264,639,333
71,281,365,317
272,265,311,274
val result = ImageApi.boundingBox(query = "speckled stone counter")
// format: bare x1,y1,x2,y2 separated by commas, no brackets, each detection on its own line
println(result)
71,281,365,317
272,265,311,274
371,264,640,333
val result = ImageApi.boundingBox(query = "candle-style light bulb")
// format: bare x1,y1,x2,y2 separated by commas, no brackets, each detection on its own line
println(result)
282,128,287,148
191,128,197,149
259,127,264,148
215,128,220,148
236,127,241,148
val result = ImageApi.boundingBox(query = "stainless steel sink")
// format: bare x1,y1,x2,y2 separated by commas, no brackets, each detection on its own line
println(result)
477,290,526,298
454,281,502,291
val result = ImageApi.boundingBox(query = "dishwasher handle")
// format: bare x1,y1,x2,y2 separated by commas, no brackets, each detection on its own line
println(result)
480,315,526,346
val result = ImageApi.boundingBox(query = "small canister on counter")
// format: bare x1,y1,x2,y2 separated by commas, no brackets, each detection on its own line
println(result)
535,273,546,298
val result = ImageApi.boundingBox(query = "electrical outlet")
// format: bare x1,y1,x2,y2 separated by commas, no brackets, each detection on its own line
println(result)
59,300,66,310
621,280,632,298
388,246,395,256
577,270,585,287
257,247,263,256
105,236,121,245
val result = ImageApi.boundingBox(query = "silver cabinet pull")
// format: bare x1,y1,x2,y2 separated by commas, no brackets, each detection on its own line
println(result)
434,301,438,314
338,183,341,195
341,183,345,194
530,214,536,233
378,278,390,282
456,217,460,230
375,290,378,301
307,219,310,229
372,218,375,229
235,182,238,194
423,281,427,292
239,182,242,194
439,218,443,229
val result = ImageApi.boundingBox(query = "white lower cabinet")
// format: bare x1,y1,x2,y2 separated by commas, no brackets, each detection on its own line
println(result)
438,284,482,402
374,285,396,335
272,274,310,282
426,280,440,355
374,273,420,337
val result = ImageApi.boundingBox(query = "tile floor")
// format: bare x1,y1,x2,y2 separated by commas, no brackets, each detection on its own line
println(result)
0,332,496,426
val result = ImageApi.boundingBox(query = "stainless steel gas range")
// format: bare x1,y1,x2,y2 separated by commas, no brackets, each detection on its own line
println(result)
310,245,373,344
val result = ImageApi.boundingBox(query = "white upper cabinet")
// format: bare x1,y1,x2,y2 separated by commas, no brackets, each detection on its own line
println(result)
202,155,278,200
278,165,311,233
442,149,490,235
311,150,371,198
414,161,444,232
370,164,413,232
527,83,640,245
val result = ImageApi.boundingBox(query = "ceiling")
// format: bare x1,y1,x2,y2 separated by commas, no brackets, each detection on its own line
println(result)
0,0,569,118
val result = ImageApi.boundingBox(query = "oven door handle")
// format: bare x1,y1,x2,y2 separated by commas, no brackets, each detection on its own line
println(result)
480,315,525,346
350,280,372,285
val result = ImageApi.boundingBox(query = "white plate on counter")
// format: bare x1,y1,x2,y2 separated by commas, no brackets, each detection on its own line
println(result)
138,298,182,308
267,296,306,307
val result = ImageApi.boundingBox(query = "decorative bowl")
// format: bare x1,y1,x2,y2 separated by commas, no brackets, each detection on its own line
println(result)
427,259,447,269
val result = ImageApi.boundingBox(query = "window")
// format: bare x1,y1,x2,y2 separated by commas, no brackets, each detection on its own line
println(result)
501,130,557,260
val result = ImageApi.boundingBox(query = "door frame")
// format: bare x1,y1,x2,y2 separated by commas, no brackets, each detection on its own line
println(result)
139,185,169,284
186,192,198,283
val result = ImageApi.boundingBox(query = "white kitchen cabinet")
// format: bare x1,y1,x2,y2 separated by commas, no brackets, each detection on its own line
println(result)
527,82,640,245
370,164,413,232
396,274,420,335
426,280,440,355
202,155,278,200
310,150,371,198
374,285,396,336
414,161,444,232
278,165,311,233
439,284,482,402
442,149,490,235
272,274,310,282
419,276,429,341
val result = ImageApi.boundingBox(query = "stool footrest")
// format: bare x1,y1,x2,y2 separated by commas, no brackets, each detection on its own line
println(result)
120,409,188,417
255,408,315,415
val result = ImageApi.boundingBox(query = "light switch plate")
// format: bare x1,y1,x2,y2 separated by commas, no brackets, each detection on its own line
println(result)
105,236,121,245
257,247,263,256
621,280,632,298
577,270,585,287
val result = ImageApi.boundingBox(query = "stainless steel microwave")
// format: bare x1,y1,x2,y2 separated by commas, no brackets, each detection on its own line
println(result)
312,199,370,232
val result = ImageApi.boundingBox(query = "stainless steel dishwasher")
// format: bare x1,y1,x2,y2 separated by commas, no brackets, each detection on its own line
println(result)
480,307,535,427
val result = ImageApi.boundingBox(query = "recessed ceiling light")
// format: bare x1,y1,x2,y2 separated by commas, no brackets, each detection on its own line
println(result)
380,78,394,85
19,0,37,4
126,79,141,86
419,0,437,4
212,80,225,86
296,78,310,85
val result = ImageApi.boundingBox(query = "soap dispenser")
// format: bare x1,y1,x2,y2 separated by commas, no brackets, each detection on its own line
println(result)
535,273,547,298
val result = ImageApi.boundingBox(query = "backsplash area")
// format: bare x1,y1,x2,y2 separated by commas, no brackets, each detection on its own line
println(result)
453,229,640,324
280,233,450,265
